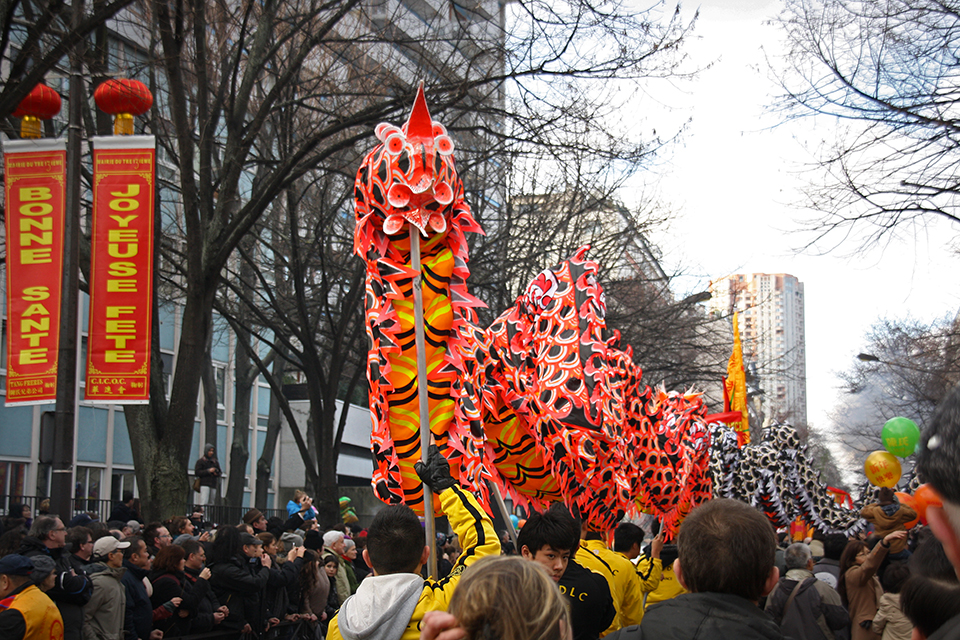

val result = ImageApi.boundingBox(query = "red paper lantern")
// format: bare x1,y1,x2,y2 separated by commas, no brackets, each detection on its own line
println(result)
94,79,153,135
12,84,62,139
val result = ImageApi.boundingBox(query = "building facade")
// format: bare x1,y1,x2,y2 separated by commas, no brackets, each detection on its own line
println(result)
709,273,807,425
1,0,507,517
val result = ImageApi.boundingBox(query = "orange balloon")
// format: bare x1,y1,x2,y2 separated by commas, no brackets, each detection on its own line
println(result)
864,451,901,488
894,492,920,529
914,484,944,525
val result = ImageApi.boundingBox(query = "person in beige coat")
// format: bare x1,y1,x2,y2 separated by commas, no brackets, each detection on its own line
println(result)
82,538,129,640
838,531,907,640
871,561,912,640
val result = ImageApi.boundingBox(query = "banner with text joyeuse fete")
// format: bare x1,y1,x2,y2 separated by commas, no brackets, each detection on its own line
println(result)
3,139,67,405
85,135,155,404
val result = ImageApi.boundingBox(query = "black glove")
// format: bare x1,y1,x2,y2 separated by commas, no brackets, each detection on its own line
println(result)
414,444,457,493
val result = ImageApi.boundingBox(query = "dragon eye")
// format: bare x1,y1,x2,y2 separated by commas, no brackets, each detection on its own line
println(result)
387,183,412,207
375,123,399,142
429,213,446,233
432,122,447,137
433,182,453,205
435,135,454,156
386,133,405,155
383,215,404,236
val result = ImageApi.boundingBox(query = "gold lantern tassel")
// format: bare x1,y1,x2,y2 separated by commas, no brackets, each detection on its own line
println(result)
20,115,41,139
114,113,134,135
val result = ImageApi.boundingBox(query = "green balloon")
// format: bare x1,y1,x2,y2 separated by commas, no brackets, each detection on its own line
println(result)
882,417,921,457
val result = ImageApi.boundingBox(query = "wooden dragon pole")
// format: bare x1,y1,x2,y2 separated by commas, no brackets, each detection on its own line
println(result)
410,223,438,578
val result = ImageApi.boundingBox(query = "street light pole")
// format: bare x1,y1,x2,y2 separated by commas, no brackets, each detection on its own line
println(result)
51,0,86,519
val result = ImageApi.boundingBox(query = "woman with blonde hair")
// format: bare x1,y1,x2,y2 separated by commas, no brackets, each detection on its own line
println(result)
421,555,571,640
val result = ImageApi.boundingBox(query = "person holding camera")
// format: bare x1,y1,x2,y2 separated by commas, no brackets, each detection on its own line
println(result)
287,491,318,522
194,444,222,507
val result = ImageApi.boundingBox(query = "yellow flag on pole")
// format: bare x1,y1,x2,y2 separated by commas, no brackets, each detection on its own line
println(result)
724,312,750,447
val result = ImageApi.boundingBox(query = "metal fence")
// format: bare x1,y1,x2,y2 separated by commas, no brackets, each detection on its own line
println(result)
0,495,287,527
164,619,311,640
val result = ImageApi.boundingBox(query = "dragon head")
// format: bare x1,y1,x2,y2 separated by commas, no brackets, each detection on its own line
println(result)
356,83,459,237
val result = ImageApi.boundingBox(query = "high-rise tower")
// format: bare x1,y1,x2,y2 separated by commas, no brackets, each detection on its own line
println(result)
709,273,807,425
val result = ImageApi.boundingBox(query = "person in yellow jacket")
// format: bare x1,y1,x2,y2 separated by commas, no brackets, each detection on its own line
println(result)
0,554,64,640
578,525,644,635
638,542,687,609
613,522,664,621
327,445,499,640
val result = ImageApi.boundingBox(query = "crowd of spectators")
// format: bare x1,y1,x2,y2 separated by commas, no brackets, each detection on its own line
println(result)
0,490,374,640
4,384,960,640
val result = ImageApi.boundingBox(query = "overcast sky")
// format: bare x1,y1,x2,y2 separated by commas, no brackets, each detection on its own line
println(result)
628,0,960,438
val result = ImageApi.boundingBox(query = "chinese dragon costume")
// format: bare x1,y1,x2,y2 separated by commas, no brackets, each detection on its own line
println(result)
354,86,863,535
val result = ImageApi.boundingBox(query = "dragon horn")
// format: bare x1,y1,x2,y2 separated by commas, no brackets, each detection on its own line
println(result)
405,81,434,140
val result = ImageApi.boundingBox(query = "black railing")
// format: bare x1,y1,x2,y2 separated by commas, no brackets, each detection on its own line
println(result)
161,618,309,640
199,504,288,526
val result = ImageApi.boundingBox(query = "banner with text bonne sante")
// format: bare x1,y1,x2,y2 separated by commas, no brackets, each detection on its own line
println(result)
3,139,67,405
85,135,156,404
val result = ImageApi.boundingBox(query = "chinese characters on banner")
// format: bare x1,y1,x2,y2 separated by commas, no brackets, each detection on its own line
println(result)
85,135,155,403
3,139,67,405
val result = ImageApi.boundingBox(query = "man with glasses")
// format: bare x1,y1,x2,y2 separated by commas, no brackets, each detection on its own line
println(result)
142,523,171,557
18,516,92,640
66,527,94,572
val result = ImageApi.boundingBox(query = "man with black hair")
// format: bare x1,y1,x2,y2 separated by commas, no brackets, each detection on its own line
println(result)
327,445,499,640
19,515,92,640
614,523,664,616
141,523,170,558
67,527,95,573
0,554,64,640
119,537,162,640
178,538,227,633
606,498,785,640
813,534,848,590
915,382,960,639
518,503,614,640
580,521,644,633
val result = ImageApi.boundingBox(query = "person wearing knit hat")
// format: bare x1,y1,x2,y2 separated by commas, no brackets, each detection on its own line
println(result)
29,556,57,592
0,554,64,640
194,444,222,507
304,530,324,552
243,509,267,532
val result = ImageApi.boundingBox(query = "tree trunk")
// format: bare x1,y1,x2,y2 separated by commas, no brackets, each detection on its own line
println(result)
201,334,219,462
228,326,252,507
255,356,286,507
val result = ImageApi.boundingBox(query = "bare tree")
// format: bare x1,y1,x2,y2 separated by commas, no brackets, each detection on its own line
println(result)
3,0,699,519
774,0,960,250
828,314,960,478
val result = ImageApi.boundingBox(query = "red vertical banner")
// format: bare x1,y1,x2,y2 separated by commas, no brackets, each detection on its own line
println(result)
3,139,67,405
85,136,155,403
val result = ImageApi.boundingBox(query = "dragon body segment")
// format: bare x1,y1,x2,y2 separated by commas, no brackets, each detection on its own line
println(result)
354,87,863,535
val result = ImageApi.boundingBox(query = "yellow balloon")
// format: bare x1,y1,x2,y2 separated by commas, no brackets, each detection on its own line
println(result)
864,450,901,488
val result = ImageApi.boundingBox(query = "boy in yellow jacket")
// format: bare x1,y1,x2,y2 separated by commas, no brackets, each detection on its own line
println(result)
327,446,499,640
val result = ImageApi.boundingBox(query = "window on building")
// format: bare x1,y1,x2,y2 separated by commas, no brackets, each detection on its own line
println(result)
0,462,27,501
111,471,136,503
75,466,103,512
216,365,226,423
